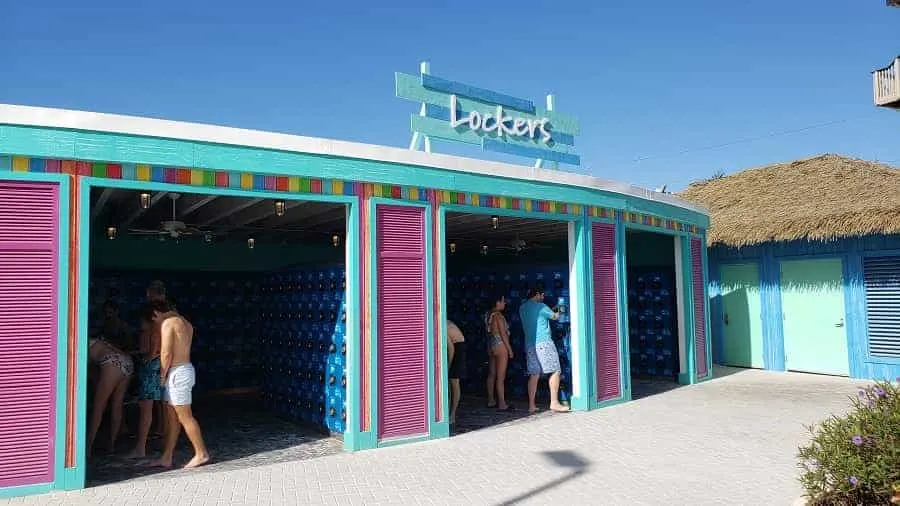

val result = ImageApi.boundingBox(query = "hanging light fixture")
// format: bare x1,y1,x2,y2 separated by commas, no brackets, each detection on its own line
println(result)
247,238,256,249
491,215,500,230
274,200,286,217
481,243,489,256
449,242,457,254
106,226,117,240
204,232,213,244
331,234,341,247
139,192,151,210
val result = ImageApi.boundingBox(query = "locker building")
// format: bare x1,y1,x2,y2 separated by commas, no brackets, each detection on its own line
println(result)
0,66,711,498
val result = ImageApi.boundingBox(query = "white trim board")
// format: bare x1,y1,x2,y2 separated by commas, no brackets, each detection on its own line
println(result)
0,103,708,216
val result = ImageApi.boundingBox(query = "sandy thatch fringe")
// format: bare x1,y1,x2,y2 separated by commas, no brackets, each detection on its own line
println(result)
678,154,900,247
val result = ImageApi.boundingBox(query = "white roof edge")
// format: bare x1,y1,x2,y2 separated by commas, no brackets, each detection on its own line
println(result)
0,103,708,216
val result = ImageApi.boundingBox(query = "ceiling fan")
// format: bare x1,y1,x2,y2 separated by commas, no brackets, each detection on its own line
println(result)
496,235,551,254
129,193,211,240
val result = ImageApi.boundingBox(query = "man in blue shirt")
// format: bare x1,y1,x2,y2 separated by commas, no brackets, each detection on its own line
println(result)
518,288,570,414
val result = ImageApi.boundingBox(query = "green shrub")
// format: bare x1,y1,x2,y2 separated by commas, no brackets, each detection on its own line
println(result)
797,377,900,505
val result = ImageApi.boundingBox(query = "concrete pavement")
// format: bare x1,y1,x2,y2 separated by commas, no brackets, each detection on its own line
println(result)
2,367,866,506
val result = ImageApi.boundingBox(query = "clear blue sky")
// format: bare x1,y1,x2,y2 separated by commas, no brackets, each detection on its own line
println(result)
2,1,898,191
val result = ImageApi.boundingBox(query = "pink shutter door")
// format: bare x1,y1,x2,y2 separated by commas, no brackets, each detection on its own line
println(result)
0,181,60,487
690,237,709,379
592,222,621,401
377,205,428,439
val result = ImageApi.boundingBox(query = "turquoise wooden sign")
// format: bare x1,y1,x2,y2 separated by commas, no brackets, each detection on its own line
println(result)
395,62,581,168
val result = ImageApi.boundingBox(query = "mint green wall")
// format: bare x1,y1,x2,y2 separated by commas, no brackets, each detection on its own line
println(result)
626,231,675,267
91,236,343,271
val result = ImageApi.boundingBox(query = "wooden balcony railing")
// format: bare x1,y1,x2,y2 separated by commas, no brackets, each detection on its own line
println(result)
873,57,900,108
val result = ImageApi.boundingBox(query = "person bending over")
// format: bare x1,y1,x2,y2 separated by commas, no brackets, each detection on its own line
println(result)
446,319,467,429
86,336,134,455
148,299,210,469
519,288,570,414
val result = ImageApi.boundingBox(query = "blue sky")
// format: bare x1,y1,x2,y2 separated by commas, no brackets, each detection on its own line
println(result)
1,1,898,190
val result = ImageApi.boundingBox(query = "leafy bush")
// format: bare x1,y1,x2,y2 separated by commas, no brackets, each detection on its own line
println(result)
797,377,900,505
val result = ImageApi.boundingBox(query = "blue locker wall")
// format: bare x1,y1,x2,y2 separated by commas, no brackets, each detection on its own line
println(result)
445,264,572,403
89,271,262,393
626,267,679,379
258,266,347,434
88,265,348,434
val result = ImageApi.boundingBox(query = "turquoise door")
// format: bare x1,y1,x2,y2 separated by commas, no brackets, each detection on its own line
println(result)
720,263,764,368
779,258,849,376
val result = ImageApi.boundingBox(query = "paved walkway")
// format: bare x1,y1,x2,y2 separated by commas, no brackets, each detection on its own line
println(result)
3,367,866,506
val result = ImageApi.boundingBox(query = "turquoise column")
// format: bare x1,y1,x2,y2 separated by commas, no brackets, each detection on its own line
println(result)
569,209,592,411
615,216,632,401
678,235,697,385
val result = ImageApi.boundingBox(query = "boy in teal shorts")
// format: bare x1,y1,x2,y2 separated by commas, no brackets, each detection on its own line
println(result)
127,305,165,458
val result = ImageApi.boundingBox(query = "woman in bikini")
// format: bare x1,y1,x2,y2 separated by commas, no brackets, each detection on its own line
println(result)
484,294,513,411
87,335,135,455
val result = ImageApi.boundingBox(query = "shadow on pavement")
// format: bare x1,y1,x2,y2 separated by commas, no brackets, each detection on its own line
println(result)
495,450,590,506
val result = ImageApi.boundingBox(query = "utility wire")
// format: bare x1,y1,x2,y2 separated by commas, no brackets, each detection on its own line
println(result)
629,112,880,164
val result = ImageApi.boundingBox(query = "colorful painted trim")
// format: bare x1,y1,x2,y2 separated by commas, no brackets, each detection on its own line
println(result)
1,156,704,233
590,207,702,235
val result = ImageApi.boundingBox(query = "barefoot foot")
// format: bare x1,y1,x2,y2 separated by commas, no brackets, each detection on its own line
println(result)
183,453,210,469
550,404,571,413
146,459,173,468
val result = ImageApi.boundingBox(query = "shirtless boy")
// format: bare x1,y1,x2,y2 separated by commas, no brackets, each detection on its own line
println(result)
148,299,210,469
127,304,163,459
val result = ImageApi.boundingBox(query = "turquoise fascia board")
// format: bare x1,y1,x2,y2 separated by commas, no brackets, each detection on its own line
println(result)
624,221,694,237
395,73,580,136
79,176,357,205
482,138,581,166
423,104,576,146
0,125,708,226
0,171,71,496
440,203,577,222
409,115,575,155
421,73,536,114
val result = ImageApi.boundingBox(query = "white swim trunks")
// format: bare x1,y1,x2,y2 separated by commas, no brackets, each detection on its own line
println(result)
164,363,196,406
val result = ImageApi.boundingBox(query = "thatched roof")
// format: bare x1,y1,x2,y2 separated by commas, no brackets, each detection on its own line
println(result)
677,154,900,247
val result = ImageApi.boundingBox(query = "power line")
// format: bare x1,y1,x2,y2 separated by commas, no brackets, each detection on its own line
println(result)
629,113,880,164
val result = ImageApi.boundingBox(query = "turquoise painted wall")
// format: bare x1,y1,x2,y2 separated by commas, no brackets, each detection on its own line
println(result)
626,231,674,267
90,236,343,271
709,235,900,381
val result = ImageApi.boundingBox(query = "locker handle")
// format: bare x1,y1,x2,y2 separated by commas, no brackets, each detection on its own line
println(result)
723,313,729,326
835,318,844,328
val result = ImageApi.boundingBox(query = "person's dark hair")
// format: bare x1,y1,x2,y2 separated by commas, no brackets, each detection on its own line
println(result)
147,280,166,299
526,287,545,299
487,292,506,311
138,302,155,323
147,298,174,314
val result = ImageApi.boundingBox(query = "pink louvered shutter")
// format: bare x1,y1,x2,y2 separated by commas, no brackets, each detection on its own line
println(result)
592,222,621,401
376,205,428,439
0,181,60,487
690,237,709,379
